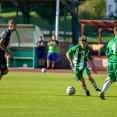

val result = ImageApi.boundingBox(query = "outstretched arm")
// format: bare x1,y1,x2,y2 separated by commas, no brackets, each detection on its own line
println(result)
66,53,74,69
90,59,97,74
0,39,12,56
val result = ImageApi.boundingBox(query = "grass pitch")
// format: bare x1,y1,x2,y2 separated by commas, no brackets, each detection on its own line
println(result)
0,72,117,117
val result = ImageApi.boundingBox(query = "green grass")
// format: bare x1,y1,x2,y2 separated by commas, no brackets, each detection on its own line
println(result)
0,72,117,117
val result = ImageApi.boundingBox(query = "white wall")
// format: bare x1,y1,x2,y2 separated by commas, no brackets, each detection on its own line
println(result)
106,0,117,18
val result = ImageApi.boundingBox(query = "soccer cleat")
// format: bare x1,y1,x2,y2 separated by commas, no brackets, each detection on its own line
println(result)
46,67,51,69
52,67,55,70
99,92,105,100
85,90,91,96
96,88,101,93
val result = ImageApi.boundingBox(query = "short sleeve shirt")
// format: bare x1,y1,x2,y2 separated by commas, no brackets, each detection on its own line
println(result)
67,44,93,67
48,40,59,53
0,29,11,55
36,40,45,52
106,37,117,62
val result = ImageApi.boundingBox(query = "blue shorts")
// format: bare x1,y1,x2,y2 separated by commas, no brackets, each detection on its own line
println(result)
37,51,45,59
47,52,57,61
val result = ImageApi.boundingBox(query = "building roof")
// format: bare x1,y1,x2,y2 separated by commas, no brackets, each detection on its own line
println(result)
79,20,117,30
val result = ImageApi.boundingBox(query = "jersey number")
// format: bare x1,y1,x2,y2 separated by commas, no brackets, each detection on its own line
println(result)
112,44,116,54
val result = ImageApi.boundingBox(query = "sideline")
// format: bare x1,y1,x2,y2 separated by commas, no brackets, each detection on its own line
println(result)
8,68,107,74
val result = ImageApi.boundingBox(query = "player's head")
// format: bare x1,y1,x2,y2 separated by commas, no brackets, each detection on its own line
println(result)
114,26,117,37
52,35,56,40
8,19,17,32
79,36,87,49
38,36,42,41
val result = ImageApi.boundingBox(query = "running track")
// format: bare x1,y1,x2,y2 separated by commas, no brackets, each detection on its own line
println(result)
9,68,107,74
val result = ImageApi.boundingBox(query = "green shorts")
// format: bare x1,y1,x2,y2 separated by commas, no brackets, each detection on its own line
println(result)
108,62,117,81
73,67,91,81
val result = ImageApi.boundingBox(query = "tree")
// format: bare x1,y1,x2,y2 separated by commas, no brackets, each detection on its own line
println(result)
79,0,106,20
93,0,106,19
33,3,64,35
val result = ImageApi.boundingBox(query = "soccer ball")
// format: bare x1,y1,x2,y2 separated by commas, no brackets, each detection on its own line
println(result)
66,86,76,96
41,68,46,73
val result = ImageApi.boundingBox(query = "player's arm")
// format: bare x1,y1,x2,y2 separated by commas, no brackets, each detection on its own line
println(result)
90,58,97,74
88,48,97,74
0,39,9,54
66,52,74,68
36,42,40,47
66,46,77,68
40,41,45,46
52,40,59,46
106,44,109,56
47,41,51,46
88,57,97,74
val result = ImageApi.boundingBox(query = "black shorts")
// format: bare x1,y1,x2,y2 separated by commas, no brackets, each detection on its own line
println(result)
0,55,7,71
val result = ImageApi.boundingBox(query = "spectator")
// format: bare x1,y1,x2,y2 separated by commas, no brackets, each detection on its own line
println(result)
47,35,59,69
36,36,45,68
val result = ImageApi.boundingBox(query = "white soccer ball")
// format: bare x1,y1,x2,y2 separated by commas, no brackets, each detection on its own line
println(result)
41,68,46,73
66,86,76,96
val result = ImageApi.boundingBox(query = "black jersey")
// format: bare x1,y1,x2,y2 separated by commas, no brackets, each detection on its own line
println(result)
0,29,11,55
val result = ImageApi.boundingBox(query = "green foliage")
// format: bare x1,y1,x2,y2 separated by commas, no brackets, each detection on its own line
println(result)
93,0,106,19
79,0,106,19
0,72,117,117
33,3,56,25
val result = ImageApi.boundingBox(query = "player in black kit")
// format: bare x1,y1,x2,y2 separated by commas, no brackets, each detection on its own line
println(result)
0,19,17,79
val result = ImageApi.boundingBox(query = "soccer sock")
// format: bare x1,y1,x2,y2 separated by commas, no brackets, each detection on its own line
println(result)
101,80,111,93
82,86,88,91
92,82,98,89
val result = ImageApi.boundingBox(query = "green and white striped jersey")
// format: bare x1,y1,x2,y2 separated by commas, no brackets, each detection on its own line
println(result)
67,44,93,69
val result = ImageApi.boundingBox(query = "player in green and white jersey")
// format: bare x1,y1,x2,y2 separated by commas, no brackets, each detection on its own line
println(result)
99,26,117,100
66,36,101,96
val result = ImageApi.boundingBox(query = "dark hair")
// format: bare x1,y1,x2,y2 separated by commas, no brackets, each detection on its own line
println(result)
52,34,56,37
80,35,87,42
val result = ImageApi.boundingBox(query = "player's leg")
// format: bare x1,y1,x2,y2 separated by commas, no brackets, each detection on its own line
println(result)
40,59,45,68
39,51,45,68
99,63,115,100
84,68,101,92
105,77,117,82
6,55,10,67
51,53,57,69
0,56,8,80
47,52,52,69
80,77,90,96
74,68,90,96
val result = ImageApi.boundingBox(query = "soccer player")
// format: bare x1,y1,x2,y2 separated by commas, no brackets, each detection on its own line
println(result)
46,35,59,69
66,36,101,96
0,19,17,80
36,36,45,68
99,26,117,100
